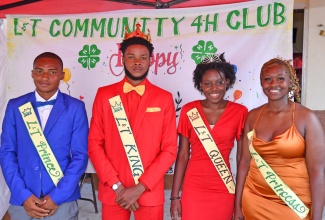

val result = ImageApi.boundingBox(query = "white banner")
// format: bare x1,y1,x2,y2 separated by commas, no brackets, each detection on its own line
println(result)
6,0,294,175
0,20,10,218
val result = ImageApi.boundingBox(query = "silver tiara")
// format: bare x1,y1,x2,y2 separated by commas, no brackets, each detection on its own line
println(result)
201,54,222,64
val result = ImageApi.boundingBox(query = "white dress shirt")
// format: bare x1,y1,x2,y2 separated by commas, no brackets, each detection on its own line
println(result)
35,90,58,130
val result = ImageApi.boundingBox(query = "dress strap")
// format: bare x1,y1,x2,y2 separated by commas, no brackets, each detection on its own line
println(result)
253,104,266,129
292,102,296,124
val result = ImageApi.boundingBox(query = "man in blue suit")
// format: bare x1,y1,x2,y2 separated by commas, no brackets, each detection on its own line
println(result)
0,52,89,219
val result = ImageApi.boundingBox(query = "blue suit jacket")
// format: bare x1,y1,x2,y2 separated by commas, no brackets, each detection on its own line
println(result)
0,91,89,206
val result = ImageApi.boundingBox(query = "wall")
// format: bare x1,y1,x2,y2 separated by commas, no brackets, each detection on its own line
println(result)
304,0,325,109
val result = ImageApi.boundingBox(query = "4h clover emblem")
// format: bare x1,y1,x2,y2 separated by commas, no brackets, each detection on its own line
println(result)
191,40,217,64
78,44,101,70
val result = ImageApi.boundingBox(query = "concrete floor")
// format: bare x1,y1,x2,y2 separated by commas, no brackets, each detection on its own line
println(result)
78,183,325,220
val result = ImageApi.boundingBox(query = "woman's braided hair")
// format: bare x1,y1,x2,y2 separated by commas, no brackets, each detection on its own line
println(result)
260,57,301,103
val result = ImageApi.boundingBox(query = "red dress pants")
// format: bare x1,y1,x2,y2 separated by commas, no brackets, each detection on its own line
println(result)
102,204,163,220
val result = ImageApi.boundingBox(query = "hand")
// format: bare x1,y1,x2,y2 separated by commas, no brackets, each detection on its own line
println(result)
114,184,140,211
170,199,182,220
115,183,146,210
38,195,58,216
114,184,125,197
23,195,49,218
128,201,140,211
233,207,244,220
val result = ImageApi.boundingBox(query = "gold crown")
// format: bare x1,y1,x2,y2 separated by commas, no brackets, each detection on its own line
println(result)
124,23,152,43
111,101,122,113
189,112,200,121
22,108,32,117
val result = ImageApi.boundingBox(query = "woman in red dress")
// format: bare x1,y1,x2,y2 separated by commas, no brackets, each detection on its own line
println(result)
170,53,248,220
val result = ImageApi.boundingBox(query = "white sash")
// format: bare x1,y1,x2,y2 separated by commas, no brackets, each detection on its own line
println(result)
187,107,235,194
19,102,63,186
108,95,144,184
247,130,309,219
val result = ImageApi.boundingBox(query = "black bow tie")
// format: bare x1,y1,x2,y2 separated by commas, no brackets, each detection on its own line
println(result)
36,99,56,107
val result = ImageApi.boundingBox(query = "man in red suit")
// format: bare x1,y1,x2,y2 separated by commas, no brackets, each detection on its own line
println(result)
88,26,177,220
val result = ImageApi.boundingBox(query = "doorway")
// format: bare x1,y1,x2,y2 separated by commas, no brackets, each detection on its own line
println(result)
293,9,304,103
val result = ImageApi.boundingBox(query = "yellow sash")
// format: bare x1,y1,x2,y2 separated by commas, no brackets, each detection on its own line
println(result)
187,107,235,194
19,102,63,186
108,95,144,184
247,130,309,219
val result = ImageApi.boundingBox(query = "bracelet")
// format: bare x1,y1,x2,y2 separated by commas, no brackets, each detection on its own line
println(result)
170,196,181,200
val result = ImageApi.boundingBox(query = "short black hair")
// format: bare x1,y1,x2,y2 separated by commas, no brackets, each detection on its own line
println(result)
193,53,236,92
33,52,63,69
119,37,154,56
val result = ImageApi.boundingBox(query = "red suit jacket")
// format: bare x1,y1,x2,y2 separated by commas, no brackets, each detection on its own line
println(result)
88,78,177,206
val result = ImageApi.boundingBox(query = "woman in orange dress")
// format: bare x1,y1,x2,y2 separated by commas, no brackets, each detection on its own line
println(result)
170,53,248,220
234,58,325,220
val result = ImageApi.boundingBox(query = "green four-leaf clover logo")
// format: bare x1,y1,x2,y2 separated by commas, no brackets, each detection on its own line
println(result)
78,44,101,70
191,40,217,64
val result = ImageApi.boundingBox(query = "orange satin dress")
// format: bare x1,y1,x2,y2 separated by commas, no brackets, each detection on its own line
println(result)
242,103,312,220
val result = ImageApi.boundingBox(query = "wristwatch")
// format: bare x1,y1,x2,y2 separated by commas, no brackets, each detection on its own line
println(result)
112,182,121,191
